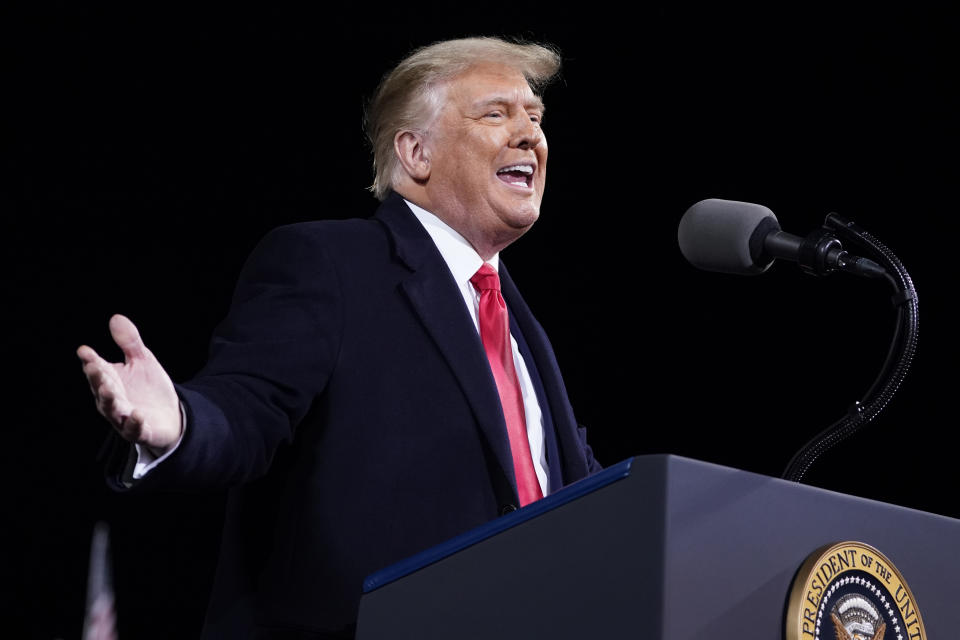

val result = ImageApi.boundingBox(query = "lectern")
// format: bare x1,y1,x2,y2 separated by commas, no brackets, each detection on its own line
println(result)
356,455,958,638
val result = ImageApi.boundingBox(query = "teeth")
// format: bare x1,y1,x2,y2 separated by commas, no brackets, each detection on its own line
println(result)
497,164,533,175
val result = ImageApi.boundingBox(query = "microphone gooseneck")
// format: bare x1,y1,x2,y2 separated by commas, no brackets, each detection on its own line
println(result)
677,199,918,483
780,214,918,482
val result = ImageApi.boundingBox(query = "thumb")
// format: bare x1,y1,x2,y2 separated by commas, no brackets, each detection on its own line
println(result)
108,314,148,362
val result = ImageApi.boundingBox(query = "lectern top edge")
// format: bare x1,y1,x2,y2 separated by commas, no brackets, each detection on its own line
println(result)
361,456,636,593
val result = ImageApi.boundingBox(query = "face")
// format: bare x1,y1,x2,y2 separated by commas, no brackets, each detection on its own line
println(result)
423,62,548,258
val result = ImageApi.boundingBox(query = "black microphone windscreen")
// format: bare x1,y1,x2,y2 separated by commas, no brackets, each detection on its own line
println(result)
678,198,780,275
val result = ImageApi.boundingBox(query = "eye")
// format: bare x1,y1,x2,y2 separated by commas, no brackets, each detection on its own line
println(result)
528,113,543,125
483,111,504,120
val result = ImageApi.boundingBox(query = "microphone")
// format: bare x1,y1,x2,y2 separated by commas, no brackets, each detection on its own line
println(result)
676,198,916,483
677,198,886,278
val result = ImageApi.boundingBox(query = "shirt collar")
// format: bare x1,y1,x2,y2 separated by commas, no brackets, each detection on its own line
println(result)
404,199,499,285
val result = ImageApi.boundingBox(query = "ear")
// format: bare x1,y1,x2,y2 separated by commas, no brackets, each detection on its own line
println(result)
394,130,431,182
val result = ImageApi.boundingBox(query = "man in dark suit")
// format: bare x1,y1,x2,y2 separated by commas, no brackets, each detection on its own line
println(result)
78,36,602,638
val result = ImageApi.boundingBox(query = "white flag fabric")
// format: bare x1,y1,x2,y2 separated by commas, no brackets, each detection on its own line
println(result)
82,522,117,640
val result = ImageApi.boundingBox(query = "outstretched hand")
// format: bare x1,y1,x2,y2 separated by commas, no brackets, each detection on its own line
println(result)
77,314,182,454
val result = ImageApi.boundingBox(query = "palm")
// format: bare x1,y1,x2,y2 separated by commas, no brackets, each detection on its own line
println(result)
78,315,181,452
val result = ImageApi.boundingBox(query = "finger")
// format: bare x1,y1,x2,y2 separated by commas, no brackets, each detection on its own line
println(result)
119,409,145,442
79,346,114,396
82,357,120,397
77,344,106,366
95,387,116,420
94,384,117,421
80,348,114,377
108,314,148,362
83,360,109,397
95,379,132,427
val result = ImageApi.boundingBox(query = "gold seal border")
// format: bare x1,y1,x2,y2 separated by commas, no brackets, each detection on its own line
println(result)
785,540,927,640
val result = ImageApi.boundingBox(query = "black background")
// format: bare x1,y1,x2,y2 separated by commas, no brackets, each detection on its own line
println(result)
7,5,958,638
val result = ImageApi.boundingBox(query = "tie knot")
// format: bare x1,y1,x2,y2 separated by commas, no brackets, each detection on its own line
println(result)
470,263,500,292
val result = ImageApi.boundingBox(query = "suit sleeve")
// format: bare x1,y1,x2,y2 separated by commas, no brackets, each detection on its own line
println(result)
108,224,343,491
578,424,604,474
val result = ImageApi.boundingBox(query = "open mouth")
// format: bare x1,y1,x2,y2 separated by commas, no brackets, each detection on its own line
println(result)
496,164,534,189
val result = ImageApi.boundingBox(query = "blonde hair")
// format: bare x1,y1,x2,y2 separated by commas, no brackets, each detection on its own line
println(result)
364,37,562,200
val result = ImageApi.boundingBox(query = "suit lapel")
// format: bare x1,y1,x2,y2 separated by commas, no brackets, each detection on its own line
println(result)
375,194,519,502
499,261,589,486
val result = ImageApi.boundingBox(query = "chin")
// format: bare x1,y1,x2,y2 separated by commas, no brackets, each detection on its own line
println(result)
520,209,541,228
500,199,541,227
502,211,539,233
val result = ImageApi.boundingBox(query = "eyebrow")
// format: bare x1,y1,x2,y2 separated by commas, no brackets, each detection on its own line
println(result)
475,95,546,114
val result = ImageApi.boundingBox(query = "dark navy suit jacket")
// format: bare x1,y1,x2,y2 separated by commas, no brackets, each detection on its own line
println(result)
110,193,601,638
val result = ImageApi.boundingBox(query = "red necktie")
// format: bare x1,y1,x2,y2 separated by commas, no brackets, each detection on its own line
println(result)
470,263,543,506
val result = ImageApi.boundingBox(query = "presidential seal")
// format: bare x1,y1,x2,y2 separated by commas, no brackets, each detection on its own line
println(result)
786,541,927,640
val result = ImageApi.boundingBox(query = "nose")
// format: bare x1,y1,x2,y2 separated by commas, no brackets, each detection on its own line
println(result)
510,114,543,150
